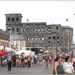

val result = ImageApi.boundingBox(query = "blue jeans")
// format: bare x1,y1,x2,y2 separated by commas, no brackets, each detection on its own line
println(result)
0,64,1,68
53,61,55,65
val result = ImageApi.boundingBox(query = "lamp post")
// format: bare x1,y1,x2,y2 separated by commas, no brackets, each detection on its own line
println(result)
56,45,57,54
66,29,69,54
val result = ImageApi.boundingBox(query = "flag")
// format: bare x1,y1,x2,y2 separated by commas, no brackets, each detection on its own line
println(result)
10,31,13,46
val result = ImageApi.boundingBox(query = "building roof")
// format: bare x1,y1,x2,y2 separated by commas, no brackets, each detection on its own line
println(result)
5,12,21,15
12,34,25,40
23,22,46,23
22,22,46,24
61,26,70,28
47,24,60,25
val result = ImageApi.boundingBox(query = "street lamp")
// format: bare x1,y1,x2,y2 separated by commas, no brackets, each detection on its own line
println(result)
56,45,57,54
66,29,69,53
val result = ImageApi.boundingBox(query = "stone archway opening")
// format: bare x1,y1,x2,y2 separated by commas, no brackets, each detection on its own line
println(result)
31,48,38,55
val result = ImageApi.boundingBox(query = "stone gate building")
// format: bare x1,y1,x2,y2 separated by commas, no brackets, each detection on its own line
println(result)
5,13,73,54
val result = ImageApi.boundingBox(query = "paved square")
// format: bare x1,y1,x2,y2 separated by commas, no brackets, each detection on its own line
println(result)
0,65,53,74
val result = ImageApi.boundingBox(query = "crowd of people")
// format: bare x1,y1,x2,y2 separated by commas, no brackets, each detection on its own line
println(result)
0,52,75,75
0,53,54,71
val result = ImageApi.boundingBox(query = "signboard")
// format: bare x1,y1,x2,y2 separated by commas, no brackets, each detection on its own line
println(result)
71,44,75,49
30,53,32,55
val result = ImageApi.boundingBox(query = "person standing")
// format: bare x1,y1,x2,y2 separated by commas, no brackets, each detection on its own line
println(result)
53,56,64,75
13,57,16,67
39,55,43,66
27,56,31,68
7,56,12,72
37,55,40,66
33,56,36,65
53,55,56,65
43,55,45,66
0,58,1,69
63,56,75,75
45,56,49,69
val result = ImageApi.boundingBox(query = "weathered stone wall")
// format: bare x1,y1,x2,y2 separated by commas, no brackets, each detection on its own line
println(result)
5,14,73,53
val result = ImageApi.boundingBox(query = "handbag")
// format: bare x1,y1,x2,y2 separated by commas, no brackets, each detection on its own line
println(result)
73,62,75,66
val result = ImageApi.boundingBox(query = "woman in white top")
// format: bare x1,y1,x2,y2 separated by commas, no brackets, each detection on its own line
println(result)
63,56,75,74
72,55,75,70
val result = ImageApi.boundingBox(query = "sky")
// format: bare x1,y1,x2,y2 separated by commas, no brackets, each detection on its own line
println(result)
0,1,75,41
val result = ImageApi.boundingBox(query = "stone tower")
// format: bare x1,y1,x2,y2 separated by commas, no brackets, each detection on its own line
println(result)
5,13,22,34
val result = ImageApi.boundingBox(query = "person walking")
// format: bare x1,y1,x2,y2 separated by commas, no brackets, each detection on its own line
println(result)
49,54,53,65
7,56,12,72
63,56,75,75
45,56,49,69
53,56,64,75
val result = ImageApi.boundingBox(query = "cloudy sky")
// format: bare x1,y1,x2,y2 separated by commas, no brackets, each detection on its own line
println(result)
0,1,75,41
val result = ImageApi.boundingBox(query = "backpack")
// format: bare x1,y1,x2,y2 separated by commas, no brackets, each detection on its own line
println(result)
73,62,75,66
53,63,64,74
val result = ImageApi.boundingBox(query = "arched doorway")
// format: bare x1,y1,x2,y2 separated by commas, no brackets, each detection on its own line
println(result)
39,48,44,53
26,48,30,50
31,48,44,55
31,48,38,55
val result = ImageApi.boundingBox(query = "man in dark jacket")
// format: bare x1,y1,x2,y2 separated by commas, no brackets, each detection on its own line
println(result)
7,56,11,72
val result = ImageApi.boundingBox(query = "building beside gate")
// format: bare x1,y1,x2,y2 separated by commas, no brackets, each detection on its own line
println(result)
11,33,26,51
0,29,9,47
5,13,73,54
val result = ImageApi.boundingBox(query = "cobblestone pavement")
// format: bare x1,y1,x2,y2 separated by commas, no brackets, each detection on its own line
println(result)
0,64,53,74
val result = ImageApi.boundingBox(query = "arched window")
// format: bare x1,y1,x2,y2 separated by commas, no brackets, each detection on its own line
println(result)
42,28,44,31
42,37,44,40
56,26,58,29
16,17,18,21
27,28,29,31
16,42,18,46
48,41,50,43
31,37,33,40
35,29,37,31
57,41,59,43
53,36,55,39
23,29,25,32
48,27,51,31
8,29,10,31
22,42,24,46
35,37,37,40
38,37,41,40
12,28,14,31
38,28,41,31
31,28,33,31
57,36,59,39
49,27,50,29
17,28,19,31
12,18,14,21
27,37,29,41
48,36,51,39
8,18,10,21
